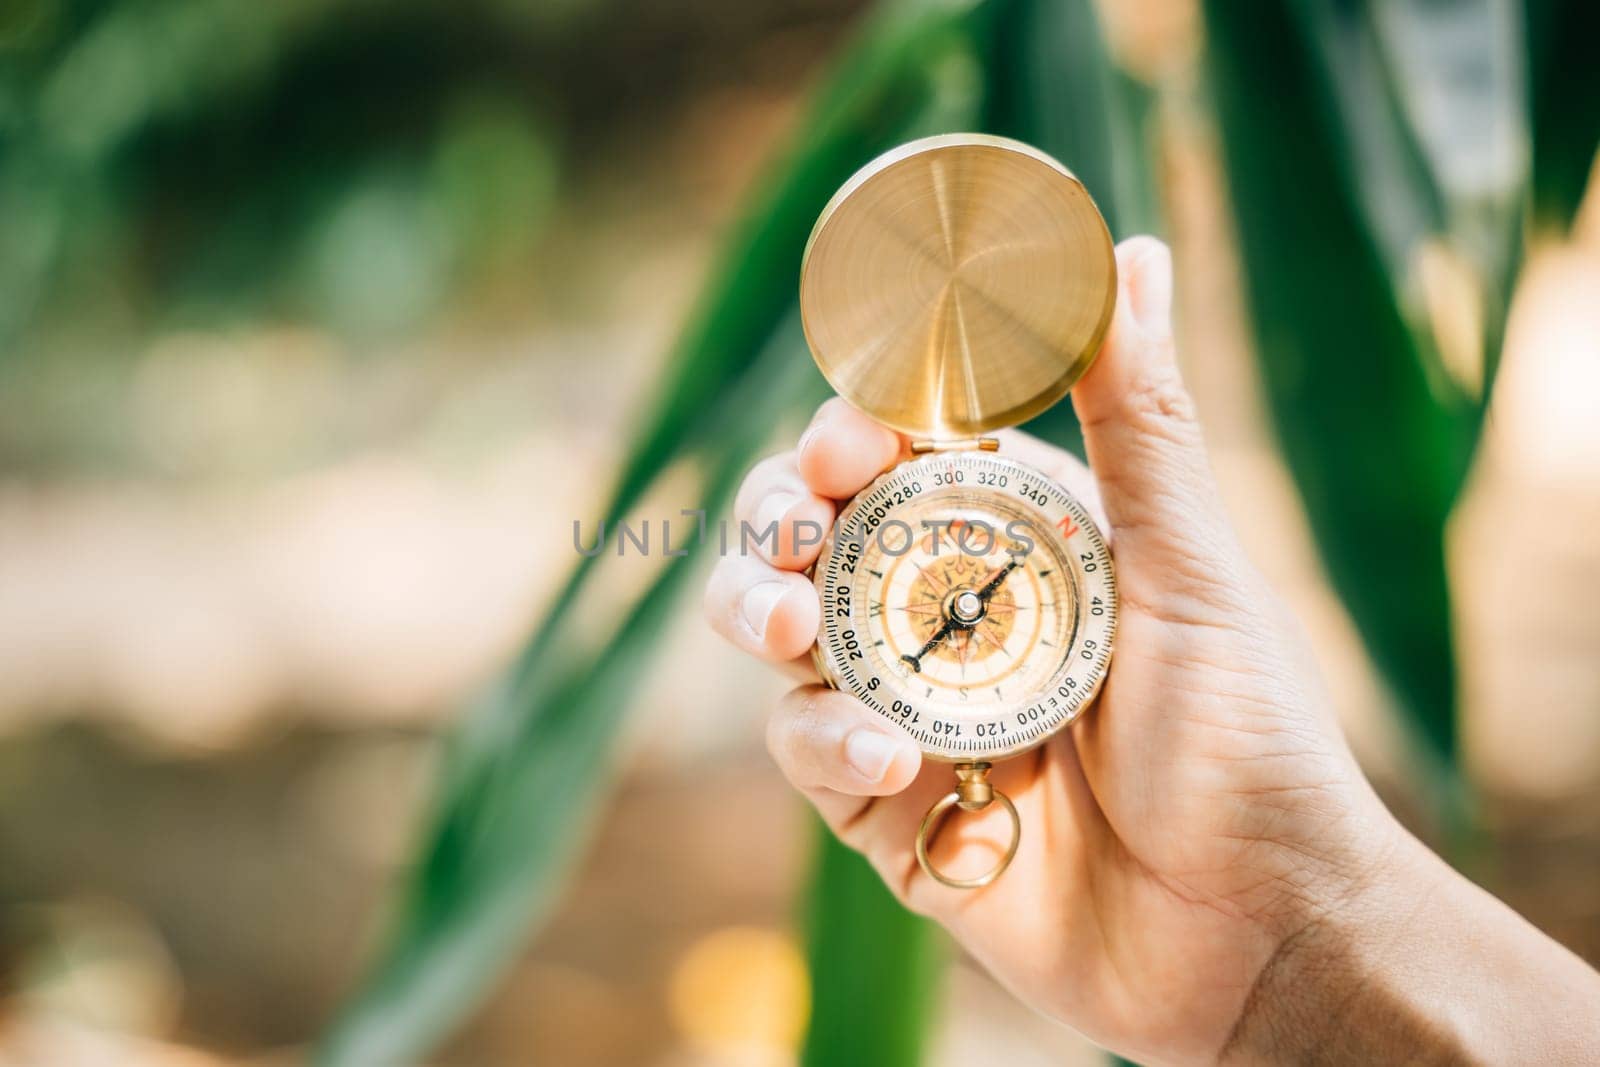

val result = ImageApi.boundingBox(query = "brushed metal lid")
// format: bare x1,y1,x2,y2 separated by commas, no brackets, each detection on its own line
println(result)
799,133,1116,438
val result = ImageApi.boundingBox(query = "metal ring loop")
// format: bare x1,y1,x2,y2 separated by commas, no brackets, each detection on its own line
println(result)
914,788,1021,889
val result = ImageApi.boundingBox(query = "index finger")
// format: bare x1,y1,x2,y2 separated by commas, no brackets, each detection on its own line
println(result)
796,397,906,500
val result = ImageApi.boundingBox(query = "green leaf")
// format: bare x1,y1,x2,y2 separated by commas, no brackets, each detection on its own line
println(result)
1290,0,1527,401
800,823,944,1067
985,0,1161,241
1203,0,1477,771
1526,0,1600,231
985,0,1119,219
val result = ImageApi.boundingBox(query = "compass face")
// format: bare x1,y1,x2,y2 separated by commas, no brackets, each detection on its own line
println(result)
813,451,1116,762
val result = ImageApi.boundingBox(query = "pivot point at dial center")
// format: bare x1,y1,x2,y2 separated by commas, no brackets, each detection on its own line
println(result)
950,589,984,625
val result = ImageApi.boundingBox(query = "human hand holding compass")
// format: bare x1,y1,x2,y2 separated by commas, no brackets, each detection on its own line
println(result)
707,235,1600,1064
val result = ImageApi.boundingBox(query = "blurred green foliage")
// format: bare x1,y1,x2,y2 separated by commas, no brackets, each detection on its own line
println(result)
0,0,568,347
1206,0,1593,797
801,826,943,1067
1527,0,1600,230
1206,1,1487,780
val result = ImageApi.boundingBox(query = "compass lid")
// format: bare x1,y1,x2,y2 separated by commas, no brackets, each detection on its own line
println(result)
799,134,1117,439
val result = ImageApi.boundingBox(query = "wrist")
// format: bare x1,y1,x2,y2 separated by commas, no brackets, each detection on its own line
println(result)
1221,815,1600,1065
1218,814,1449,1064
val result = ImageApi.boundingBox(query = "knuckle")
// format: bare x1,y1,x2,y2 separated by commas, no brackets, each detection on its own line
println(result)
735,451,797,518
1123,357,1199,437
764,702,793,761
706,555,779,642
766,693,805,763
768,689,828,781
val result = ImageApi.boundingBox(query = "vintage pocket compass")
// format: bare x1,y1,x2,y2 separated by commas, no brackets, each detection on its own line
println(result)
801,134,1118,889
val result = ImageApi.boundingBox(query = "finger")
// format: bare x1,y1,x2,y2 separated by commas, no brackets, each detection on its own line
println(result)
767,685,921,797
772,653,824,685
768,687,1051,920
1070,237,1250,602
732,451,837,570
703,555,821,665
797,397,905,500
813,765,962,916
768,686,954,909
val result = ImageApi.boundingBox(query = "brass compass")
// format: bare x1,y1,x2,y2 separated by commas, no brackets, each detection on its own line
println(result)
802,134,1118,889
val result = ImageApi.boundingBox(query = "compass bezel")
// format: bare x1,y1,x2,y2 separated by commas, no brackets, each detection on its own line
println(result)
812,451,1117,763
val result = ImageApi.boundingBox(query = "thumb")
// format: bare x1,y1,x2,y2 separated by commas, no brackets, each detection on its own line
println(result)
1072,237,1249,607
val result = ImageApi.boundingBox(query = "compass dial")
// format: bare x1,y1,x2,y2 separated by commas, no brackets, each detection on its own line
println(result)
814,451,1116,762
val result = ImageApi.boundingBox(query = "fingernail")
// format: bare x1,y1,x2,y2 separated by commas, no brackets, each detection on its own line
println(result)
754,490,801,545
1129,240,1173,335
845,728,901,783
740,580,789,640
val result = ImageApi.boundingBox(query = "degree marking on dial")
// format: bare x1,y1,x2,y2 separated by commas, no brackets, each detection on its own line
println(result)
816,450,1115,761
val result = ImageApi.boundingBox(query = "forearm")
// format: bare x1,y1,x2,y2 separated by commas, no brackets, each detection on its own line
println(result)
1221,830,1600,1065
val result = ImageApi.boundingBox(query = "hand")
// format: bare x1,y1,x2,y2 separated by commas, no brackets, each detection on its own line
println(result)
705,238,1600,1064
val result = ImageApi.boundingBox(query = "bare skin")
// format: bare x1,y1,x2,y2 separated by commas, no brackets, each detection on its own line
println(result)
705,237,1600,1064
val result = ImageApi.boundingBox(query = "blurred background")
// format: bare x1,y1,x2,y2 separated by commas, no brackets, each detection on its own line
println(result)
1,0,1597,1064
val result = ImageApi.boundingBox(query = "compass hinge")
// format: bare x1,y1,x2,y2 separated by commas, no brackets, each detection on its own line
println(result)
910,437,1000,454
